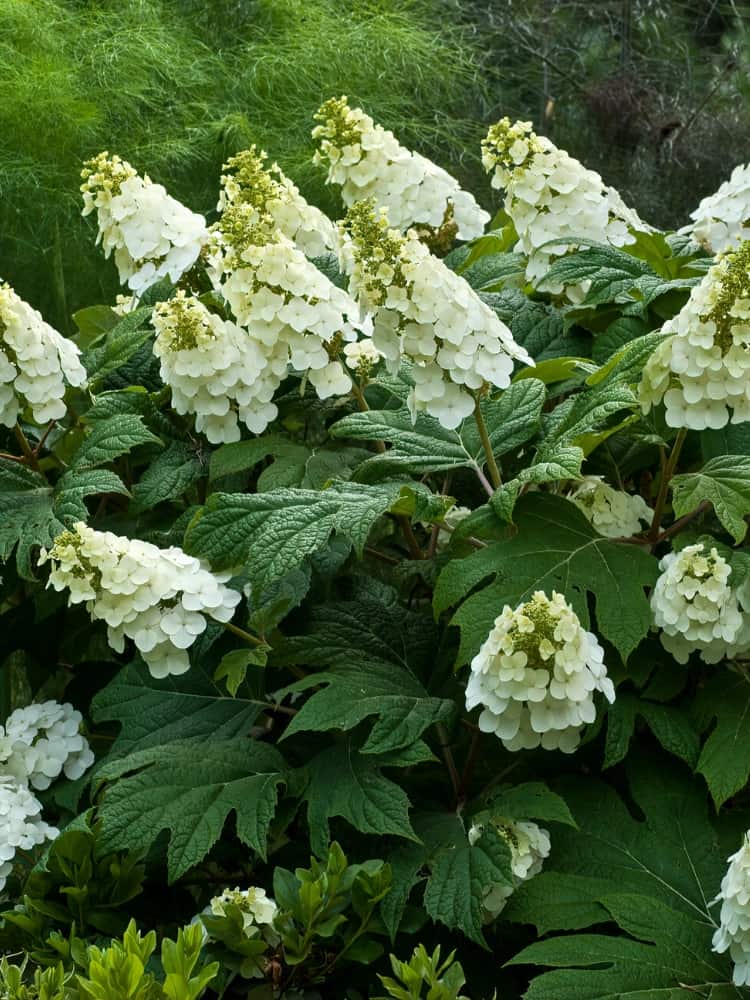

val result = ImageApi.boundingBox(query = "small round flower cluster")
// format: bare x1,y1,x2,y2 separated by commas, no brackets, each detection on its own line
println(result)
312,96,489,240
340,201,531,428
713,833,750,986
152,292,274,442
205,886,278,978
568,477,652,539
468,816,550,921
481,118,645,292
343,336,382,379
640,241,750,430
208,202,361,409
688,163,750,255
0,283,86,426
465,590,615,753
218,146,336,258
0,701,94,892
650,543,750,664
40,523,241,678
81,152,208,296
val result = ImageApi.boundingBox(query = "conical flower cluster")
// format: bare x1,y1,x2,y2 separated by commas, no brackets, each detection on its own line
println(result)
650,543,750,664
688,163,750,255
713,833,750,986
218,146,336,258
313,95,489,240
640,241,750,429
468,816,550,921
40,523,241,678
340,201,531,428
466,590,615,752
81,152,208,296
568,477,652,539
0,701,93,892
481,118,646,293
0,283,86,426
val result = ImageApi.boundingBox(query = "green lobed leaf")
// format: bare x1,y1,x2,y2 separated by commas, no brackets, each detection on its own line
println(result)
693,671,750,809
435,493,658,663
604,692,700,770
72,414,162,469
671,455,750,543
97,737,288,882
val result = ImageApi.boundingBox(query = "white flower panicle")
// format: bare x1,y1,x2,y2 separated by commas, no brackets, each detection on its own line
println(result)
468,817,550,920
713,833,750,986
340,201,531,429
688,163,750,255
640,241,750,429
0,283,86,426
152,292,275,442
0,701,94,791
650,543,749,664
206,886,278,978
0,700,94,893
208,201,360,413
466,590,615,753
313,95,489,241
40,523,241,679
218,146,336,258
81,152,208,296
481,118,646,292
568,477,652,539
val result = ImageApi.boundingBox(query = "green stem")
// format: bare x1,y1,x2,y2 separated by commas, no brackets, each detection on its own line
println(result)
222,620,267,648
649,427,687,543
13,424,41,472
474,397,501,490
436,722,461,800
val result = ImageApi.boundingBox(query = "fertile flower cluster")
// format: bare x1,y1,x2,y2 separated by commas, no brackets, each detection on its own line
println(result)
40,523,241,678
81,152,208,296
0,283,86,426
465,590,615,753
152,292,273,442
650,543,750,664
313,96,489,240
481,118,646,291
568,477,652,539
218,146,336,257
207,202,362,412
712,833,750,986
340,201,531,428
468,817,550,921
688,163,750,255
0,701,94,892
640,241,750,429
205,887,279,978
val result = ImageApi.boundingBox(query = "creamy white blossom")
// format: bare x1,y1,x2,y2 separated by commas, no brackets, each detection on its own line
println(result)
81,152,208,296
640,241,750,429
340,201,531,428
313,95,489,241
0,283,86,427
40,523,241,679
650,543,749,664
152,291,275,442
343,336,383,377
205,886,278,978
218,146,336,257
468,816,550,920
466,590,615,753
0,701,94,791
481,118,648,294
687,163,750,255
568,477,652,539
713,833,750,986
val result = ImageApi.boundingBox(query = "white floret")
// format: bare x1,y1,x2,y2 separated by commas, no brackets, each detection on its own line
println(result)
466,590,615,753
687,164,750,255
313,96,489,240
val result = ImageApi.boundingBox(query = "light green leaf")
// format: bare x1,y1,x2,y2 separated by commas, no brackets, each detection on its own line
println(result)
435,493,658,663
302,743,419,855
72,414,162,469
132,441,204,511
97,738,288,882
184,480,402,587
694,672,750,809
215,647,268,698
671,455,750,543
490,443,584,523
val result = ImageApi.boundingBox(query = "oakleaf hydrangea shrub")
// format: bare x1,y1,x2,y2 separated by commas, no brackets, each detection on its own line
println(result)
2,103,750,999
